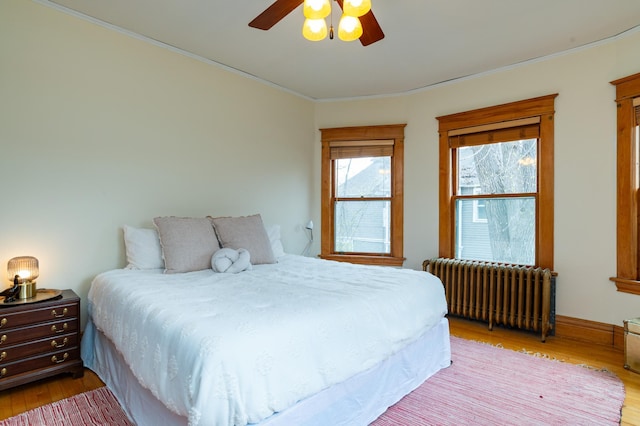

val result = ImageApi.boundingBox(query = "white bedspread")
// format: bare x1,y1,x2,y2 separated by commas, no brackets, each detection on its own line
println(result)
86,255,447,426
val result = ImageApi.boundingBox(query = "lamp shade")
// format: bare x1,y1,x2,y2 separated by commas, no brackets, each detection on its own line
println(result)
303,18,328,41
343,0,371,17
7,256,39,284
338,14,363,41
303,0,331,19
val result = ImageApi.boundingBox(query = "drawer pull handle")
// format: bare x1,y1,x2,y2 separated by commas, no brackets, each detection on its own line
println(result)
0,318,6,328
0,351,6,361
0,367,6,377
51,308,68,318
51,323,68,333
51,353,69,364
51,338,68,349
0,335,6,345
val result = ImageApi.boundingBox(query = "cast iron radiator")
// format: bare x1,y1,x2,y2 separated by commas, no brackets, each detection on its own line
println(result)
423,258,555,342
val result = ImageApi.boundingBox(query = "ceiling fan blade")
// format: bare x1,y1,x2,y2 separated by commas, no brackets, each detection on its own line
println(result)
335,0,385,46
249,0,304,30
358,10,385,46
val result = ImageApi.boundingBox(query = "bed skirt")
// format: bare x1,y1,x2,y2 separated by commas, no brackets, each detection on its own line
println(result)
81,317,451,426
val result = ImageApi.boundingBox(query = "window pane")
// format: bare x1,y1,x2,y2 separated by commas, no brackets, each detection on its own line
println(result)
455,197,535,265
336,156,391,198
335,200,390,253
457,139,537,195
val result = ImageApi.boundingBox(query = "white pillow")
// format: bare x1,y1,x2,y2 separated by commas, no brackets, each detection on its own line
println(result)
123,225,164,270
266,224,286,258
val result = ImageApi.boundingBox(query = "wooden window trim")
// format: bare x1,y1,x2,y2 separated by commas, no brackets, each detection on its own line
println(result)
436,94,557,270
610,72,640,295
320,124,406,266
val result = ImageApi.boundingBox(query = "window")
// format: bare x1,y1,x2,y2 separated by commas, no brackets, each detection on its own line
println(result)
610,72,640,295
472,188,487,223
437,95,556,269
320,124,405,266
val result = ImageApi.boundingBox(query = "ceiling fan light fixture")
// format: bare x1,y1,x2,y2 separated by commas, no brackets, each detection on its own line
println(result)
249,0,384,46
302,18,328,41
303,0,331,19
338,14,362,41
343,0,371,17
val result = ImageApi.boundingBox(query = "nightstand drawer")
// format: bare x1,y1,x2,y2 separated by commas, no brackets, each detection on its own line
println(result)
0,289,84,391
0,347,80,380
0,319,78,347
0,302,77,331
0,333,78,364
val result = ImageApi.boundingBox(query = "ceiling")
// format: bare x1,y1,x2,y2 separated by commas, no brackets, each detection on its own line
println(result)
43,0,640,100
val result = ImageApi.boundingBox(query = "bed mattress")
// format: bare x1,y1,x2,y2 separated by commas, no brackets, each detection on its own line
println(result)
83,316,450,425
82,254,449,426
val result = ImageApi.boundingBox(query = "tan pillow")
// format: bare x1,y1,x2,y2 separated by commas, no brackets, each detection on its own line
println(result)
209,214,277,265
153,216,221,273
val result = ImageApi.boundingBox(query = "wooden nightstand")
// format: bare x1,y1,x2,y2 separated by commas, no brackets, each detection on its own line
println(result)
0,289,84,391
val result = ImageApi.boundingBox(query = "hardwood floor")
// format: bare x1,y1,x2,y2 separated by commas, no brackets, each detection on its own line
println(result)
0,368,104,420
0,317,638,424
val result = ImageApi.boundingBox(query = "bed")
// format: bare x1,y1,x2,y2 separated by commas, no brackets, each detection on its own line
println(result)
80,217,451,426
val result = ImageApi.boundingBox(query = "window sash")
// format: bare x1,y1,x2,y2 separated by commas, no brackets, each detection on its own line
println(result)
334,156,392,198
334,199,391,254
332,154,393,255
454,138,539,196
455,196,536,265
452,137,541,264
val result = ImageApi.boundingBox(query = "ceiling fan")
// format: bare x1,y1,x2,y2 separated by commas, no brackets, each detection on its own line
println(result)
249,0,385,46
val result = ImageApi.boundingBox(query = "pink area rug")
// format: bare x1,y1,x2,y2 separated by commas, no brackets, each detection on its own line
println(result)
372,336,625,426
0,387,133,426
0,336,625,425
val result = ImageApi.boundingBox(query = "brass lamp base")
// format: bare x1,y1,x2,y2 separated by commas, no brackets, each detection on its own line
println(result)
18,281,37,299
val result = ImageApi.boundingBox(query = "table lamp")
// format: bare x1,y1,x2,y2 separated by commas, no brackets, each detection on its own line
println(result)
7,256,39,299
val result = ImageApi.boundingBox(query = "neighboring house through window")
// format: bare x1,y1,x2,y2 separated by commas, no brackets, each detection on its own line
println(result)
610,72,640,295
472,188,488,223
437,95,556,269
320,124,405,266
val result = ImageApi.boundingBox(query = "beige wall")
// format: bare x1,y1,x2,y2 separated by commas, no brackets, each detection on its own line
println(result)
3,0,639,329
0,0,315,325
315,30,640,326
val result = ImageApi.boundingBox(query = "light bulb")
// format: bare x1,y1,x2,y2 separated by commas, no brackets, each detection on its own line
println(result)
303,0,331,19
343,0,371,17
302,18,328,41
338,15,363,41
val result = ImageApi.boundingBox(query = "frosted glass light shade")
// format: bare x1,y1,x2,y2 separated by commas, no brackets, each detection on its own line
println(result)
343,0,371,17
303,0,331,19
338,15,363,41
7,256,39,283
303,18,328,41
